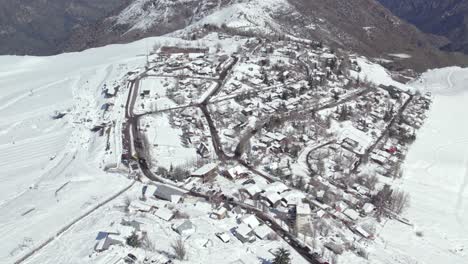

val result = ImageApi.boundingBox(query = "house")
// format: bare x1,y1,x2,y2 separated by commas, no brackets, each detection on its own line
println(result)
243,184,262,198
231,205,244,215
197,142,210,158
343,208,359,221
370,153,387,165
216,232,231,243
223,129,237,138
341,137,359,151
241,214,261,229
150,184,187,202
172,220,195,236
154,208,174,221
311,199,331,211
191,163,218,183
325,242,344,255
227,166,250,179
316,209,327,218
265,132,289,149
130,200,153,213
296,202,312,216
262,191,283,207
265,182,289,194
354,226,371,239
253,225,272,240
94,232,120,252
335,201,348,212
362,203,375,215
234,224,256,243
212,206,228,220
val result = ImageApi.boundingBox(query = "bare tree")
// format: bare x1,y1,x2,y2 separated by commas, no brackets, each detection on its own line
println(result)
171,238,187,260
331,254,339,264
123,196,132,213
142,233,156,252
389,190,410,214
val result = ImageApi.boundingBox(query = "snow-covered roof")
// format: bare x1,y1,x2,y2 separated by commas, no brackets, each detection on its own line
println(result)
130,200,152,212
95,235,112,251
265,182,289,194
263,191,282,205
236,223,253,238
281,190,306,205
228,165,249,176
355,226,370,238
311,199,330,210
192,163,218,177
362,203,375,214
215,206,228,216
244,184,262,196
153,183,187,201
253,225,271,240
317,209,327,218
173,220,195,235
117,225,135,238
154,208,174,221
241,214,260,229
343,208,359,221
296,202,312,215
216,232,231,243
335,201,348,211
265,132,287,141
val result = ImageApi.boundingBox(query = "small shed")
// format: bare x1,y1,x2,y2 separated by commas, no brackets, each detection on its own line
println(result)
216,232,231,243
172,220,195,236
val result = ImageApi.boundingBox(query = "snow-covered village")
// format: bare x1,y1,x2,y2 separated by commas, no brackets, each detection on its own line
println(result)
20,32,434,264
1,1,468,264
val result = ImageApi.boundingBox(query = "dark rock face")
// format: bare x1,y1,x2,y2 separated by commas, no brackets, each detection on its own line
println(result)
0,0,129,55
378,0,468,53
278,0,468,71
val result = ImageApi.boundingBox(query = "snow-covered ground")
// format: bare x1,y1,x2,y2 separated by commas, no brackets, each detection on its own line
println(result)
361,67,468,264
0,37,178,263
141,113,198,169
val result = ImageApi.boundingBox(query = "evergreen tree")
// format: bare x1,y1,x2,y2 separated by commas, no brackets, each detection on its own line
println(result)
126,232,141,248
272,247,291,264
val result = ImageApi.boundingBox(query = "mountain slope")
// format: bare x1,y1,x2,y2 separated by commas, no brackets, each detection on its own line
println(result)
378,0,468,53
65,0,468,71
65,0,232,52
0,0,130,55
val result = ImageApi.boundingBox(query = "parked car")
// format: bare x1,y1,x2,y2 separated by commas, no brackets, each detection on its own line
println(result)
124,253,138,263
